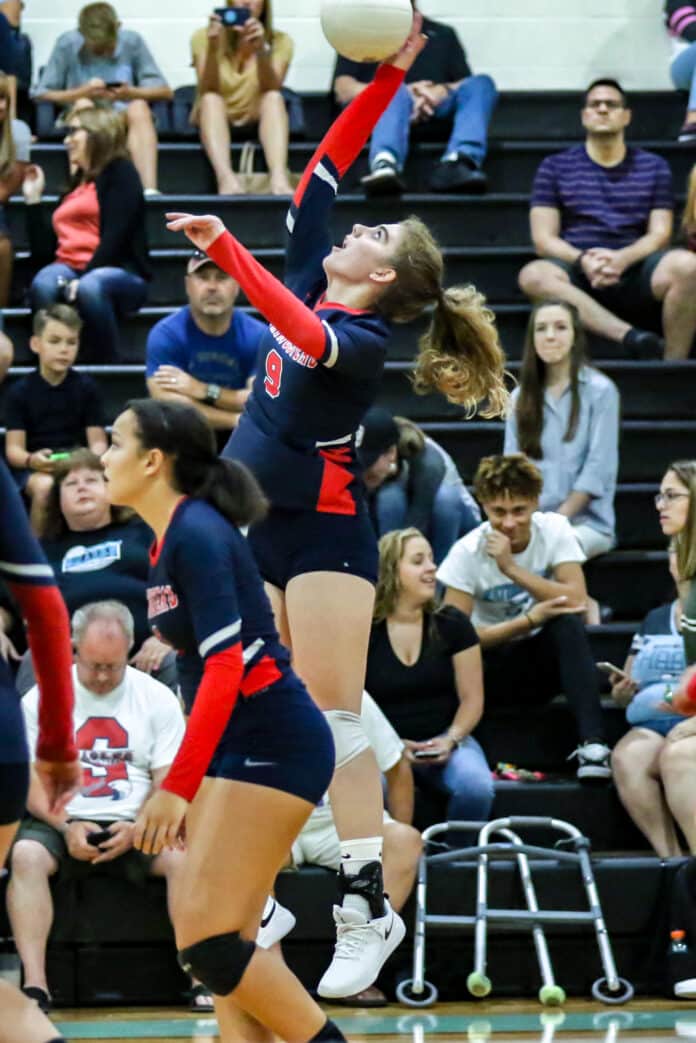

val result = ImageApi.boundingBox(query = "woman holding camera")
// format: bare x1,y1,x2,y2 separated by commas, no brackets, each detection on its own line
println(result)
191,0,294,195
23,106,149,362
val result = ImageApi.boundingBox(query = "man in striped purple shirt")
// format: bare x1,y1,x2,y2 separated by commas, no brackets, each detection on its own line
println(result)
519,79,696,360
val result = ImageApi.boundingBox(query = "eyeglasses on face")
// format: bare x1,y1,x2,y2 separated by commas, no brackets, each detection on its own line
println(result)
655,491,690,507
585,99,624,110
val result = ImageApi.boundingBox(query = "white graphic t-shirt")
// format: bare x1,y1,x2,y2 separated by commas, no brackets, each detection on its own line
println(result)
437,511,585,629
22,665,185,822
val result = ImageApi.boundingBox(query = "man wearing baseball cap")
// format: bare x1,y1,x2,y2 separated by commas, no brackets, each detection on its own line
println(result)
146,251,265,434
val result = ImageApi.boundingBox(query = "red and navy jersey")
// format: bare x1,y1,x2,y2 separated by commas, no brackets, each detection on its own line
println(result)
214,63,405,515
147,497,290,717
0,459,76,763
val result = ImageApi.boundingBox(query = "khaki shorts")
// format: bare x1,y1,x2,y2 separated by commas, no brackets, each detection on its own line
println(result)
14,816,154,886
291,811,394,871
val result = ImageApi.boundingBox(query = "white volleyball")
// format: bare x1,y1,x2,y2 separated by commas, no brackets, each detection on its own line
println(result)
320,0,413,63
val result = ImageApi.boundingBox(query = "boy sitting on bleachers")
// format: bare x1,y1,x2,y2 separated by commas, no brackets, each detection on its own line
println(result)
438,453,611,781
3,303,107,532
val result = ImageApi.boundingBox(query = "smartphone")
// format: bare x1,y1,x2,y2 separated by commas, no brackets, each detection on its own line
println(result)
87,829,112,847
214,6,250,26
105,81,124,89
49,452,71,462
597,661,629,680
414,749,441,759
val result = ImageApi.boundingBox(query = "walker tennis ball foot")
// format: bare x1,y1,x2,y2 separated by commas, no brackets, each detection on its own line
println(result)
467,971,492,997
539,983,566,1006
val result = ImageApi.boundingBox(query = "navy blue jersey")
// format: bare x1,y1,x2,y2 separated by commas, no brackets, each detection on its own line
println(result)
146,497,291,716
214,64,405,514
0,459,75,763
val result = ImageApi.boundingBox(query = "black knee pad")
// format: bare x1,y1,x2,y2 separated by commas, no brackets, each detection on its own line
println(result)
178,931,256,996
310,1019,347,1042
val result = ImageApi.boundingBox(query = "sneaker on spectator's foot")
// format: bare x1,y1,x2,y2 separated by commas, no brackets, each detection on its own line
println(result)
360,159,404,196
429,154,487,194
622,327,664,359
569,741,612,781
678,120,696,144
317,899,405,999
256,895,296,949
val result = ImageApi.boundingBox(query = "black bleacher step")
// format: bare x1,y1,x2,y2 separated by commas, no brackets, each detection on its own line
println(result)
474,700,629,774
33,138,696,197
422,419,696,484
4,194,536,250
588,623,636,665
490,780,648,851
380,361,696,422
586,551,671,619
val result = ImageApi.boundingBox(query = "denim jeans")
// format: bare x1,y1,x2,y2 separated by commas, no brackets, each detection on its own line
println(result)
30,262,148,362
413,735,494,822
671,43,696,110
369,74,498,171
375,480,481,563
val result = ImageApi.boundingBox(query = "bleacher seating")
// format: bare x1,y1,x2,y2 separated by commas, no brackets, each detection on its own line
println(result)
2,86,692,1006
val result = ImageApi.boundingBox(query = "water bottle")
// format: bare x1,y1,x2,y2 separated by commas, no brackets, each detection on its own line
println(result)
670,930,696,999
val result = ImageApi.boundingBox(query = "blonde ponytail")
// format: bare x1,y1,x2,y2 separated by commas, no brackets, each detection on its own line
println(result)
377,216,509,419
413,285,509,419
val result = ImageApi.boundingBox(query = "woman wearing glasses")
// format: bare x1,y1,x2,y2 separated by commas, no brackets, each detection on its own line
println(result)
611,461,696,857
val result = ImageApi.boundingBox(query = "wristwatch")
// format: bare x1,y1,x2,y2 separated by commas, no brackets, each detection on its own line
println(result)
204,383,221,405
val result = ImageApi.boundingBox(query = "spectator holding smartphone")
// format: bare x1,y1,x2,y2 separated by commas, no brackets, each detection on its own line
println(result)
23,105,150,362
190,0,294,195
365,528,493,825
31,1,172,194
611,544,691,857
3,601,216,1014
4,305,107,532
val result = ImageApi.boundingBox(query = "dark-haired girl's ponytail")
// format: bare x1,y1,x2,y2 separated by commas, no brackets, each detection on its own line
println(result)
197,457,268,528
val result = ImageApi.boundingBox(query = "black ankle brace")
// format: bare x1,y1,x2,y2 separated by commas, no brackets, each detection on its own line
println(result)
310,1018,347,1042
338,859,385,919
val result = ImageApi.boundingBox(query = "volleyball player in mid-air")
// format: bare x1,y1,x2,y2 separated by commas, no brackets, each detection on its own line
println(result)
0,458,80,1043
164,12,508,1000
103,398,347,1042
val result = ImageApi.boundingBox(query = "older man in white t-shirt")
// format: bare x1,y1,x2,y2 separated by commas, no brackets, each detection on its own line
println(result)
4,601,216,1013
438,454,610,780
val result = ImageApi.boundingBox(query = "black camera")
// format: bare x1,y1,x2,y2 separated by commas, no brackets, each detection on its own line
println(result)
214,6,250,26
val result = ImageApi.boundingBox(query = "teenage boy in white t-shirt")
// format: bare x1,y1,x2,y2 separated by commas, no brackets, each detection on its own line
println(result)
5,601,215,1013
438,454,610,780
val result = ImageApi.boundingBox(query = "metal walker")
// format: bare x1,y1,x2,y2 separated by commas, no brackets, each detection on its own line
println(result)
396,816,635,1008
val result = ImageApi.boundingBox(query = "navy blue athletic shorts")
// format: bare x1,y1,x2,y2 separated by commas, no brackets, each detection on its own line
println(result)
206,675,335,805
248,506,378,591
0,684,30,825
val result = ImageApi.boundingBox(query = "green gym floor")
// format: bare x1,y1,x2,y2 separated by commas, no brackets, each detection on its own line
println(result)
49,999,696,1041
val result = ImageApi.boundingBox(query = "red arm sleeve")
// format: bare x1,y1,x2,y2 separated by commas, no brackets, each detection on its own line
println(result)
8,582,77,763
160,644,244,803
295,62,405,194
207,230,328,361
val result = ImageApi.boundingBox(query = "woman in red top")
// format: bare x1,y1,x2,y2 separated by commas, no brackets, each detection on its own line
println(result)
22,106,149,362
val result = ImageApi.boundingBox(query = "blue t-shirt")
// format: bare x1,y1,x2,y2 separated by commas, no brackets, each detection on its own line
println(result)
145,306,264,388
626,601,685,727
530,145,674,251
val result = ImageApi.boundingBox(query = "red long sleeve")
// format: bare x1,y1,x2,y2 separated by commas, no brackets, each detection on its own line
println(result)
160,644,244,803
207,230,327,360
294,63,405,197
9,582,77,763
